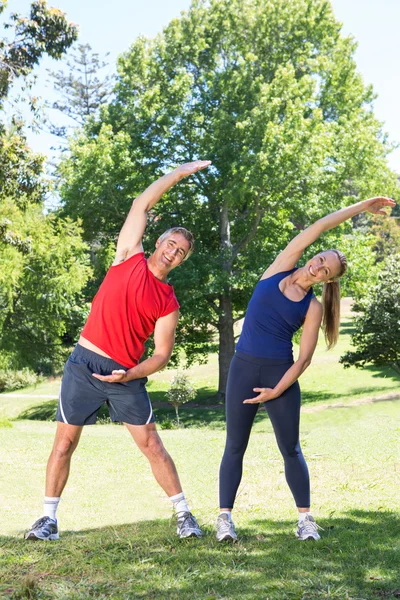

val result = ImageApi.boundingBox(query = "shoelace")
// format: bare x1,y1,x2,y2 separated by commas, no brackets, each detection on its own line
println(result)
299,518,324,535
32,516,52,529
178,513,198,532
218,518,234,534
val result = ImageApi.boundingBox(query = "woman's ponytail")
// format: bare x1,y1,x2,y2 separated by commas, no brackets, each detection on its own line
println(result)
321,249,347,349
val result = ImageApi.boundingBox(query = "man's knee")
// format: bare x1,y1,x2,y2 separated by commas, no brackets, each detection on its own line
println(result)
51,439,76,461
51,425,81,460
139,432,167,461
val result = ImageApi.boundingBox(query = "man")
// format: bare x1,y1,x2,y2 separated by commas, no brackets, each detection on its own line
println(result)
25,160,211,541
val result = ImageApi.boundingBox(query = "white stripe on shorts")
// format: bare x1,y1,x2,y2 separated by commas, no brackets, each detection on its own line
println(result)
59,390,69,425
146,397,153,424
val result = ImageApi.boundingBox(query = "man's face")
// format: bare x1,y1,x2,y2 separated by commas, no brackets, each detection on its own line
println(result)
154,233,191,271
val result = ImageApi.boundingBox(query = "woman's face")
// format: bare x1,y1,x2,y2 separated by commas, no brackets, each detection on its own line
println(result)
305,251,342,283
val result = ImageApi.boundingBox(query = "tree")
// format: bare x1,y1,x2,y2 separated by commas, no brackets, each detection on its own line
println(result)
59,0,399,396
340,254,400,374
0,0,78,104
0,1,90,373
47,43,114,137
167,372,196,426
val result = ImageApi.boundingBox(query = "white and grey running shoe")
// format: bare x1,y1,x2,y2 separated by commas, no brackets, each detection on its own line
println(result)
296,514,322,541
216,513,238,542
25,516,59,541
176,512,202,538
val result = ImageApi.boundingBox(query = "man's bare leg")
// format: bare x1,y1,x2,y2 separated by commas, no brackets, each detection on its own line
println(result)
124,422,202,538
46,422,83,497
124,422,182,496
25,422,83,540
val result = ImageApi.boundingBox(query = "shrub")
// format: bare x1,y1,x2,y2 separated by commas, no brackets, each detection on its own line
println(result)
340,254,400,373
0,368,44,393
167,373,196,426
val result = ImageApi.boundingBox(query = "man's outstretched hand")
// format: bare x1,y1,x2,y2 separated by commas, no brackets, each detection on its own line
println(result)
174,160,211,180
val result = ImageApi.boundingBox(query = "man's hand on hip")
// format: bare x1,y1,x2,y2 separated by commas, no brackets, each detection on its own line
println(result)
92,369,128,383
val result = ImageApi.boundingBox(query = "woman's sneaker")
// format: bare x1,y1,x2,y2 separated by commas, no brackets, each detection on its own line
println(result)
25,516,59,541
176,512,202,538
216,513,238,542
296,514,322,541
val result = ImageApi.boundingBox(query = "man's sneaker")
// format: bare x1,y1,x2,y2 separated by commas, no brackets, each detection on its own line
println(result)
25,516,59,541
176,512,202,538
216,513,238,542
296,514,322,541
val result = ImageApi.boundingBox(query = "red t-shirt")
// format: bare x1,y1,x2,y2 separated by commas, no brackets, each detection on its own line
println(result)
81,252,180,368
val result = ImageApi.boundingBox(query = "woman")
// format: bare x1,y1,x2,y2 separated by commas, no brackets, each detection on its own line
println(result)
216,196,395,542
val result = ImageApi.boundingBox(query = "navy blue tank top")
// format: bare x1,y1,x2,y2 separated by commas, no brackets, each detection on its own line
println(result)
236,268,314,360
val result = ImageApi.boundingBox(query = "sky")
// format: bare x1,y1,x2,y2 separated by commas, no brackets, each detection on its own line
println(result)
3,0,400,172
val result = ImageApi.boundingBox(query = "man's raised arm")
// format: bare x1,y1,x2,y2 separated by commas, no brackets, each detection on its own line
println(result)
113,160,211,265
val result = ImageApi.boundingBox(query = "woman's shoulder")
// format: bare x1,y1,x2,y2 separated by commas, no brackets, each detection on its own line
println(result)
260,266,297,282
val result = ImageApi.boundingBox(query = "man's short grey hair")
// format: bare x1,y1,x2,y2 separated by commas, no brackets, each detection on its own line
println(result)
158,227,195,261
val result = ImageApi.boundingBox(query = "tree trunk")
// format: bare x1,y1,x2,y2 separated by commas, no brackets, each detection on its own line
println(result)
217,294,235,399
217,204,235,400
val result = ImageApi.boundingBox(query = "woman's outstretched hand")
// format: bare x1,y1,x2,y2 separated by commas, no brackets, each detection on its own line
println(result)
243,387,277,404
364,197,396,215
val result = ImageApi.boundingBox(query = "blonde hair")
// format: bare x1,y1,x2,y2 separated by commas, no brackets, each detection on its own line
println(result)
321,249,348,349
158,227,195,261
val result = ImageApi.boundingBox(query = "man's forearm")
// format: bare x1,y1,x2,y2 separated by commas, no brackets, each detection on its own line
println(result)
135,170,182,213
124,353,171,381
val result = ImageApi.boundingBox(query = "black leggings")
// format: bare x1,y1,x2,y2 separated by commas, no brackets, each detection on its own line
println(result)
219,352,310,509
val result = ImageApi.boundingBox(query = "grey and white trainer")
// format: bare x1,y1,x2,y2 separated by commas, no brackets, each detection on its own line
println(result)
176,512,202,539
25,516,59,541
296,514,322,541
216,513,237,542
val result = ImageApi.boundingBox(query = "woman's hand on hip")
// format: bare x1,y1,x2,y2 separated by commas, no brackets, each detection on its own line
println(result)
243,387,277,404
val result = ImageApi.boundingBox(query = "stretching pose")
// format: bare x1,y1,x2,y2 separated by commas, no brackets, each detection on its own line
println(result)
25,160,211,541
216,196,395,542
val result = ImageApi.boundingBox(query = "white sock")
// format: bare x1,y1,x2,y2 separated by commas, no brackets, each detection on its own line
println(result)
220,510,232,520
170,492,189,515
43,496,60,520
298,512,312,523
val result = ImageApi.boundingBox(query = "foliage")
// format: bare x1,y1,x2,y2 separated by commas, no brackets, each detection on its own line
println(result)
0,2,89,373
340,254,400,373
0,367,43,392
167,372,196,425
369,213,400,263
0,196,92,373
0,0,78,103
47,42,114,137
59,0,399,394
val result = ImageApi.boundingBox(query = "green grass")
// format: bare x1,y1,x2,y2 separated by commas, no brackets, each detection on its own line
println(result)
0,306,399,598
0,400,399,599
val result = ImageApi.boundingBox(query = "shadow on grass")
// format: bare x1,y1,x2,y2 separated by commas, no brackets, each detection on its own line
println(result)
1,510,399,599
339,322,356,336
16,399,58,421
15,400,228,428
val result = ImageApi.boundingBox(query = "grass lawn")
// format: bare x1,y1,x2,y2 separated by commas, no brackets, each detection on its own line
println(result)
0,399,399,599
0,304,399,598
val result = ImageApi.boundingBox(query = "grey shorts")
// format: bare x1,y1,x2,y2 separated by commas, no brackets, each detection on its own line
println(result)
56,344,155,426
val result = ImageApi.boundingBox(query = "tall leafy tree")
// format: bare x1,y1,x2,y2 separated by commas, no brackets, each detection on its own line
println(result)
47,43,114,137
59,0,399,396
0,1,90,373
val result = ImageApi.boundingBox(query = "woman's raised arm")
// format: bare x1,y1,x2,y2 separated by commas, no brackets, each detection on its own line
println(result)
261,196,395,280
